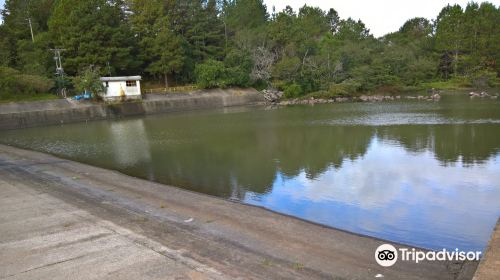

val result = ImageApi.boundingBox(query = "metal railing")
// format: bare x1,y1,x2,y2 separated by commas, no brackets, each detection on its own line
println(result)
143,85,198,94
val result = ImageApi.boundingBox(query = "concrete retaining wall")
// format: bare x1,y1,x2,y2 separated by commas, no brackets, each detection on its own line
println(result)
0,88,265,130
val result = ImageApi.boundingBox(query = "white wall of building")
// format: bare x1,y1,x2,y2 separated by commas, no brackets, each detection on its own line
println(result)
102,80,141,99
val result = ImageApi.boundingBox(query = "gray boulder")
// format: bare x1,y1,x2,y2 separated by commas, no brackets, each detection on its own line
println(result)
262,89,284,102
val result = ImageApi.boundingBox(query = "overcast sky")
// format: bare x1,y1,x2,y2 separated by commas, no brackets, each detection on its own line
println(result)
1,0,499,37
265,0,500,37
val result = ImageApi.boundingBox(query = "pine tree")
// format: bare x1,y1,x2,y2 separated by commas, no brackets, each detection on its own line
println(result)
146,16,186,88
435,4,465,76
128,0,164,74
165,0,224,61
48,0,138,75
0,0,54,73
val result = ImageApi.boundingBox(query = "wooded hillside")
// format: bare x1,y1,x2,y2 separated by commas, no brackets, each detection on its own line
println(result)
0,0,499,98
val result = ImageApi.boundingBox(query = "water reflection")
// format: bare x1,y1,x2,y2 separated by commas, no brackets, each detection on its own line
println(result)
247,138,500,251
1,97,499,251
378,124,500,165
109,119,151,167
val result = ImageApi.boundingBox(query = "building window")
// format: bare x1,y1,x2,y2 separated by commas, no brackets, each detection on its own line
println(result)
105,81,109,88
126,80,136,87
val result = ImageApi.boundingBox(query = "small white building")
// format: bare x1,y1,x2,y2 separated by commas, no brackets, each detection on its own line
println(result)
100,76,142,101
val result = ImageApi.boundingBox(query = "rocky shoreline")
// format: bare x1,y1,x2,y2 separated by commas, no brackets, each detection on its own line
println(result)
278,94,440,105
261,89,498,106
469,91,497,99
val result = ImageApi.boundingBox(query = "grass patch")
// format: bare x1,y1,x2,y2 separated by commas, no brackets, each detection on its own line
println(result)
419,76,472,91
291,262,304,270
261,259,274,267
133,217,149,223
0,93,59,103
141,80,198,94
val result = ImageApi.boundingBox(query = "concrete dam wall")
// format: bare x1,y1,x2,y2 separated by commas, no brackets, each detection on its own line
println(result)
0,88,265,130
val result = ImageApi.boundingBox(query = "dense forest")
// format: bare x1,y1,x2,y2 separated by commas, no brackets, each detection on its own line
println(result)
0,0,499,100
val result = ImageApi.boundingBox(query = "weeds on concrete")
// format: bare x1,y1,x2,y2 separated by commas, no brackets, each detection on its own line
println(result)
291,262,304,270
261,259,274,267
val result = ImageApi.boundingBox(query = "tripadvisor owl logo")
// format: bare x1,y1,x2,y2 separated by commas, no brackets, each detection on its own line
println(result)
374,243,482,267
375,244,398,267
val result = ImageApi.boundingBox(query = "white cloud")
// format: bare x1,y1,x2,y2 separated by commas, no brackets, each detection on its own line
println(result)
286,141,500,209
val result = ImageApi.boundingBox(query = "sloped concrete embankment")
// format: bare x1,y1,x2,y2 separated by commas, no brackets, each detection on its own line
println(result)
473,219,500,280
0,88,265,130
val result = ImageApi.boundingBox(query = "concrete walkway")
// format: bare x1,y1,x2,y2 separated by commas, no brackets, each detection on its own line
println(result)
0,144,479,279
0,176,224,280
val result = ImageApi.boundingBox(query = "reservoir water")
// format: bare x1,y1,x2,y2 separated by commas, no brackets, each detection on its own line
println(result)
1,95,499,252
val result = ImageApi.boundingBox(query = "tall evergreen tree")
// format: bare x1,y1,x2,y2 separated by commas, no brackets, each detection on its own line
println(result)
435,4,465,76
0,0,54,73
473,2,499,73
224,0,268,32
146,16,186,87
165,0,224,60
128,0,164,73
48,0,139,75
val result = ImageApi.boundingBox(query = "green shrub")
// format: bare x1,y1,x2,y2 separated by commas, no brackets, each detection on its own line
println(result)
328,84,348,96
252,79,268,91
328,79,362,96
195,59,229,88
421,76,472,90
303,80,362,100
0,66,53,98
470,70,497,88
271,80,287,91
224,50,252,87
226,66,252,87
283,83,303,98
72,66,105,96
195,57,253,89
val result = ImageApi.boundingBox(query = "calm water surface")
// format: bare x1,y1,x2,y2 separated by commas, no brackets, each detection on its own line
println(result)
1,95,499,251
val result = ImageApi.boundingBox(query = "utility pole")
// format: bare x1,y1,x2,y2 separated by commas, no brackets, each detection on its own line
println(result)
50,48,67,98
26,0,35,43
50,48,65,73
106,61,112,76
27,17,35,42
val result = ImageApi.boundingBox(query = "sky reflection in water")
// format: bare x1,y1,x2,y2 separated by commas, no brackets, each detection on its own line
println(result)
245,137,500,251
